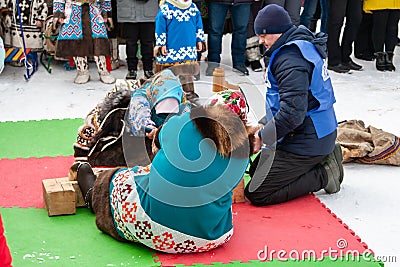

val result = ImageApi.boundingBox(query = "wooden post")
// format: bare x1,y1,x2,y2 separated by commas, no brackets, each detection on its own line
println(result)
212,67,226,92
212,67,240,92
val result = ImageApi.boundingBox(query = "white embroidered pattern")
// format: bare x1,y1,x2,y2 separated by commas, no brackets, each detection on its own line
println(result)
161,5,199,22
196,29,205,41
110,168,233,253
158,46,198,62
155,32,167,46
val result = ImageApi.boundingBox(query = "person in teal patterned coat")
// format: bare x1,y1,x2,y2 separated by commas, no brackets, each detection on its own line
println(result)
74,84,255,253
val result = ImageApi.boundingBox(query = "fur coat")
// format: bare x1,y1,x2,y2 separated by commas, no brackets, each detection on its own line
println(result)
73,79,155,167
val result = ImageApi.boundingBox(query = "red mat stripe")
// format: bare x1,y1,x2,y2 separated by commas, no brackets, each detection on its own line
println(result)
155,194,373,266
0,156,74,208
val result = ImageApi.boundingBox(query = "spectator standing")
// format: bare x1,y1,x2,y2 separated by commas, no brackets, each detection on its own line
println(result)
154,0,205,100
326,0,363,73
354,11,375,61
53,0,115,84
206,0,253,76
245,0,264,72
364,0,400,71
300,0,329,33
117,0,158,80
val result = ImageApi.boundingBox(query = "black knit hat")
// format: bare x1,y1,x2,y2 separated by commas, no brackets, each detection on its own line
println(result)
254,4,293,35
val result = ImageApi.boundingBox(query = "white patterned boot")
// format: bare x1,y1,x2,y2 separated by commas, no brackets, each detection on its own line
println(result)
73,56,90,84
95,55,116,84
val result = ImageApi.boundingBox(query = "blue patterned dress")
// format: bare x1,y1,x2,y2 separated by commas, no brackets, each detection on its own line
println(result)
155,1,205,66
53,0,111,57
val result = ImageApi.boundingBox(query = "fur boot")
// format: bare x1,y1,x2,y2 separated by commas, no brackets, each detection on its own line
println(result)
76,162,96,210
74,56,90,84
95,55,116,84
92,168,128,242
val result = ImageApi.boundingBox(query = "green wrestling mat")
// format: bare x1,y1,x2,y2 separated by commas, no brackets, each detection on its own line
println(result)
0,119,83,159
1,207,157,266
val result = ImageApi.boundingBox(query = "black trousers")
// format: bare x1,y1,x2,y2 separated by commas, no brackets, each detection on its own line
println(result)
371,9,400,53
124,22,155,71
244,149,327,206
354,12,374,59
327,0,362,66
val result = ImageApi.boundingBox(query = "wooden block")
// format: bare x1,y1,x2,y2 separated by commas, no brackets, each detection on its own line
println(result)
232,178,245,203
42,178,76,216
69,181,86,207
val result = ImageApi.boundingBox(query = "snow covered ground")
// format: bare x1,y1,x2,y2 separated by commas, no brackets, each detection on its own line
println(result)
1,36,399,266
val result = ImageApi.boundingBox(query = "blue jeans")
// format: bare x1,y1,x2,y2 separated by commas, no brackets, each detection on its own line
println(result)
207,2,251,67
300,0,329,33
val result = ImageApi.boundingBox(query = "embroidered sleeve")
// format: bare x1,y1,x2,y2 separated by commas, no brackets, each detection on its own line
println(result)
195,6,205,42
98,0,112,17
128,92,156,137
155,5,168,46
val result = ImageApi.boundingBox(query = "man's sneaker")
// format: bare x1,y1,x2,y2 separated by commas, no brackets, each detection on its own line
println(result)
233,64,249,75
323,143,344,194
99,71,116,84
144,70,155,79
74,70,90,84
126,70,137,80
250,60,263,72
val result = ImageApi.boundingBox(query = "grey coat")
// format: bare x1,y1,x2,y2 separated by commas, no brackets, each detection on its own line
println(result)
116,0,159,23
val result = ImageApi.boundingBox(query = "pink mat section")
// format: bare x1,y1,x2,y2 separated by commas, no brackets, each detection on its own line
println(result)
155,195,371,266
0,156,74,208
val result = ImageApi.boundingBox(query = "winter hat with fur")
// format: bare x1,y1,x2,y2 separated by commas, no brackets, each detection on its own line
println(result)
254,4,293,35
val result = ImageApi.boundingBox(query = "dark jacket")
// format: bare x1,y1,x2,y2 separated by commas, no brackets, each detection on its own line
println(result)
116,0,158,23
259,25,336,156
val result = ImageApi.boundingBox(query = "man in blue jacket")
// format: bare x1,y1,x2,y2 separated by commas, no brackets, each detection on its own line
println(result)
245,4,344,206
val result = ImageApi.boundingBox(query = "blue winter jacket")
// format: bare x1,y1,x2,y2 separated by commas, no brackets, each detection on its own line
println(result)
259,25,337,156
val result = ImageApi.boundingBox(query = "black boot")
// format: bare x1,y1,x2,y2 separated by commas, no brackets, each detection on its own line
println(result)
385,52,396,71
76,162,97,211
374,52,386,71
